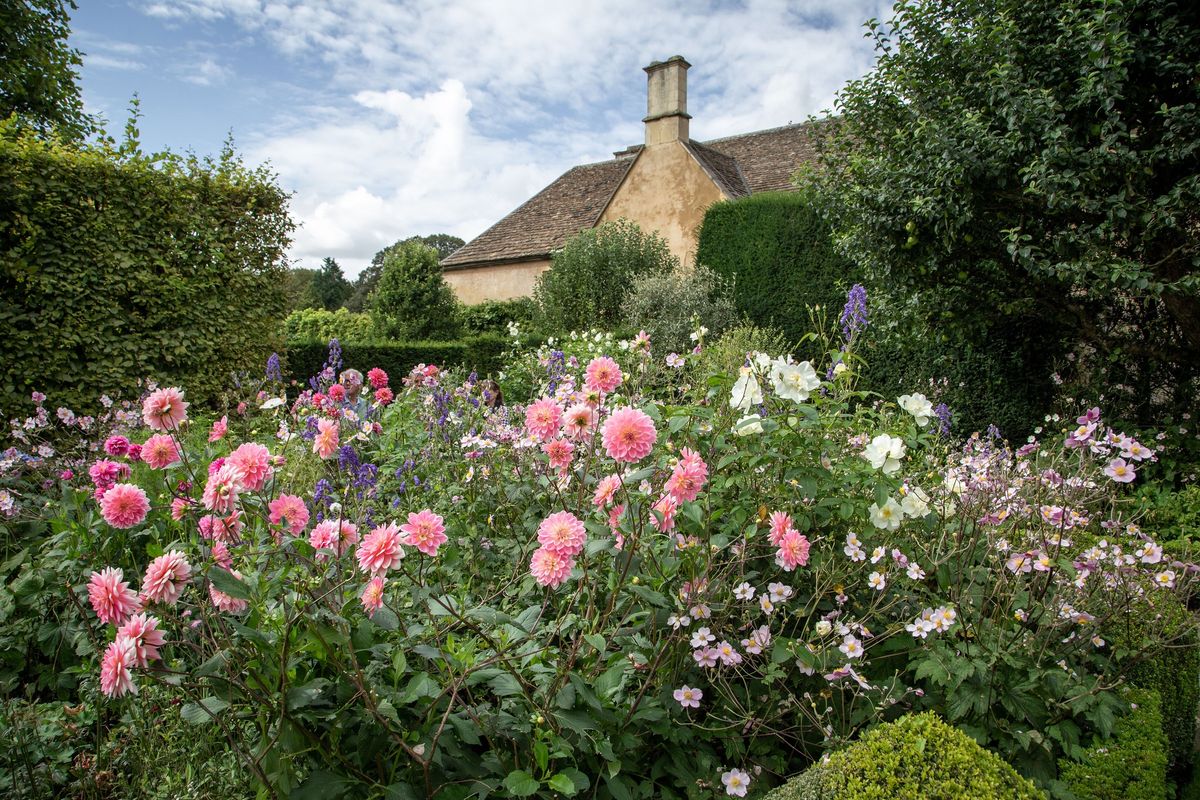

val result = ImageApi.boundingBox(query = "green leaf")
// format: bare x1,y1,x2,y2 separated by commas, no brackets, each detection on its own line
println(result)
503,770,540,797
180,696,230,725
547,774,578,795
286,678,328,710
583,633,606,653
371,606,399,631
209,567,250,600
292,770,353,800
194,650,229,678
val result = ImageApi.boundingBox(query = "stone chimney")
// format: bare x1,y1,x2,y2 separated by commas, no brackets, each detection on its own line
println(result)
643,55,691,146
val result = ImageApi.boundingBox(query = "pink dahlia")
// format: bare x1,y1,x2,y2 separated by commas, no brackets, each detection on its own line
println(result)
357,522,406,574
141,434,181,470
375,387,395,406
104,435,131,457
142,387,188,431
126,443,142,462
268,494,310,536
328,384,347,403
89,459,128,493
169,497,191,521
227,442,273,491
400,509,448,557
664,448,708,503
116,613,165,667
310,519,360,559
530,547,574,588
563,403,598,439
141,550,192,605
592,474,622,508
542,438,575,470
584,357,623,394
211,540,232,568
651,494,678,532
100,484,150,529
208,415,228,442
88,567,141,625
524,398,563,442
99,636,137,697
601,407,657,463
768,511,793,547
776,530,811,571
361,575,386,617
367,367,389,389
537,511,587,556
313,418,339,460
202,463,241,514
209,572,249,614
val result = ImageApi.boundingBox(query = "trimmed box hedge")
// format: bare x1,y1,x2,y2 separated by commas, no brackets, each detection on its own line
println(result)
283,335,510,386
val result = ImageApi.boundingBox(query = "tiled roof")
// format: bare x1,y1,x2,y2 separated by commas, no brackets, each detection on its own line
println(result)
443,121,820,269
441,155,636,268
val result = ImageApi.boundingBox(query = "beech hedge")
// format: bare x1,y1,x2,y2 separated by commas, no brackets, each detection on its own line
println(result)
0,124,292,418
283,335,511,385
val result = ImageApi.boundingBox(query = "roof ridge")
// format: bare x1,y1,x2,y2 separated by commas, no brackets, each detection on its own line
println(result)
700,120,813,146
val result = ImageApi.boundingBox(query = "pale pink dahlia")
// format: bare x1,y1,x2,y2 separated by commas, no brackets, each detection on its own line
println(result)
664,448,708,503
776,531,811,572
116,613,165,667
169,497,191,521
584,357,623,394
227,442,273,491
100,484,150,529
542,438,575,470
202,463,242,514
313,418,339,459
140,550,191,605
141,434,180,470
563,403,598,439
768,511,793,547
310,519,360,559
357,522,406,574
651,494,678,532
209,572,249,614
208,415,228,442
592,474,622,508
524,398,563,442
99,636,138,697
268,494,310,535
361,575,386,617
88,567,141,625
537,511,587,556
401,509,448,557
601,407,657,463
530,547,574,588
142,387,188,431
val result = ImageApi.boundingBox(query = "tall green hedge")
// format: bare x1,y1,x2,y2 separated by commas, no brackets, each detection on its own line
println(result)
695,191,860,347
0,125,292,418
284,335,510,386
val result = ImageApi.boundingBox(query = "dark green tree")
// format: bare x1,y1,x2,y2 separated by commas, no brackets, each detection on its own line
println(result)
282,267,320,313
311,257,352,311
809,0,1200,425
0,0,93,139
534,219,677,332
347,233,465,311
371,240,460,340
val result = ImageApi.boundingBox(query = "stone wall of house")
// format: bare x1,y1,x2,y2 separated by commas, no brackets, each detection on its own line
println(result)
599,140,725,269
443,258,552,305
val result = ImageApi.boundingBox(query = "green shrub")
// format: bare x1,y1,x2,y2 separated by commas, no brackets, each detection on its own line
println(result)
695,191,860,347
1059,688,1168,800
0,122,291,419
1142,485,1200,546
284,335,508,385
372,240,461,341
533,218,677,332
696,323,793,383
459,297,538,336
282,308,376,344
623,263,740,355
766,713,1043,800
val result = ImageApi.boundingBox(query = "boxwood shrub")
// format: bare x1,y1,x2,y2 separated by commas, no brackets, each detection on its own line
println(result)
283,335,509,386
1059,688,1168,800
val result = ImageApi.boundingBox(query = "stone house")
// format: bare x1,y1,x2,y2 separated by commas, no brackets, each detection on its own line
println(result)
441,56,820,304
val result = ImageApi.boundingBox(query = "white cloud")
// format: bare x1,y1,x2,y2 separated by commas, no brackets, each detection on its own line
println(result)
138,0,891,277
181,57,233,86
86,54,145,71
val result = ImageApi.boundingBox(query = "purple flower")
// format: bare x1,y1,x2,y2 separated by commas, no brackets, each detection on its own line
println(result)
934,403,952,436
265,353,283,383
840,284,868,341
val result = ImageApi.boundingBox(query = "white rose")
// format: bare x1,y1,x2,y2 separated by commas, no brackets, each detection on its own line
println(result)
733,414,764,436
862,433,906,475
869,498,904,530
730,369,763,411
898,393,934,427
771,359,821,404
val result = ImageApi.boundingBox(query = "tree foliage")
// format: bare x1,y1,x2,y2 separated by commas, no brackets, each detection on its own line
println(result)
0,121,292,416
347,233,466,312
371,240,460,341
0,0,93,139
311,257,352,311
534,219,677,332
809,0,1200,424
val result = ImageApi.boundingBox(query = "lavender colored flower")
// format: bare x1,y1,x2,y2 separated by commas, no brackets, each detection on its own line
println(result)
840,284,868,341
934,403,952,436
265,352,283,383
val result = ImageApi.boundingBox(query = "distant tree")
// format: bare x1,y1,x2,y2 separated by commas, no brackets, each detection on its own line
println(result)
371,240,460,341
282,267,320,313
347,233,465,311
311,257,352,311
0,0,93,139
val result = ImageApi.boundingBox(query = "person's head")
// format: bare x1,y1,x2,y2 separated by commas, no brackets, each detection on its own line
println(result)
340,369,364,400
481,380,503,409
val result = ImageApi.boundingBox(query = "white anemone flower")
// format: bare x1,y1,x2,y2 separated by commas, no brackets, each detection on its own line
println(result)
869,498,904,530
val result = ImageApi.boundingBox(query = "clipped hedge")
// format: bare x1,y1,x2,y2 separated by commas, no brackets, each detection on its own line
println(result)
695,191,860,347
765,713,1042,800
283,308,375,344
0,125,291,418
284,335,509,385
1059,688,1168,800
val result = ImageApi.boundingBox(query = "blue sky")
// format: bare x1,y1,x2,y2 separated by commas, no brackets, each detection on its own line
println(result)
70,0,889,277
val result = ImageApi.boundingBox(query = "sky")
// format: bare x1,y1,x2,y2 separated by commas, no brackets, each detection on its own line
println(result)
70,0,890,278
